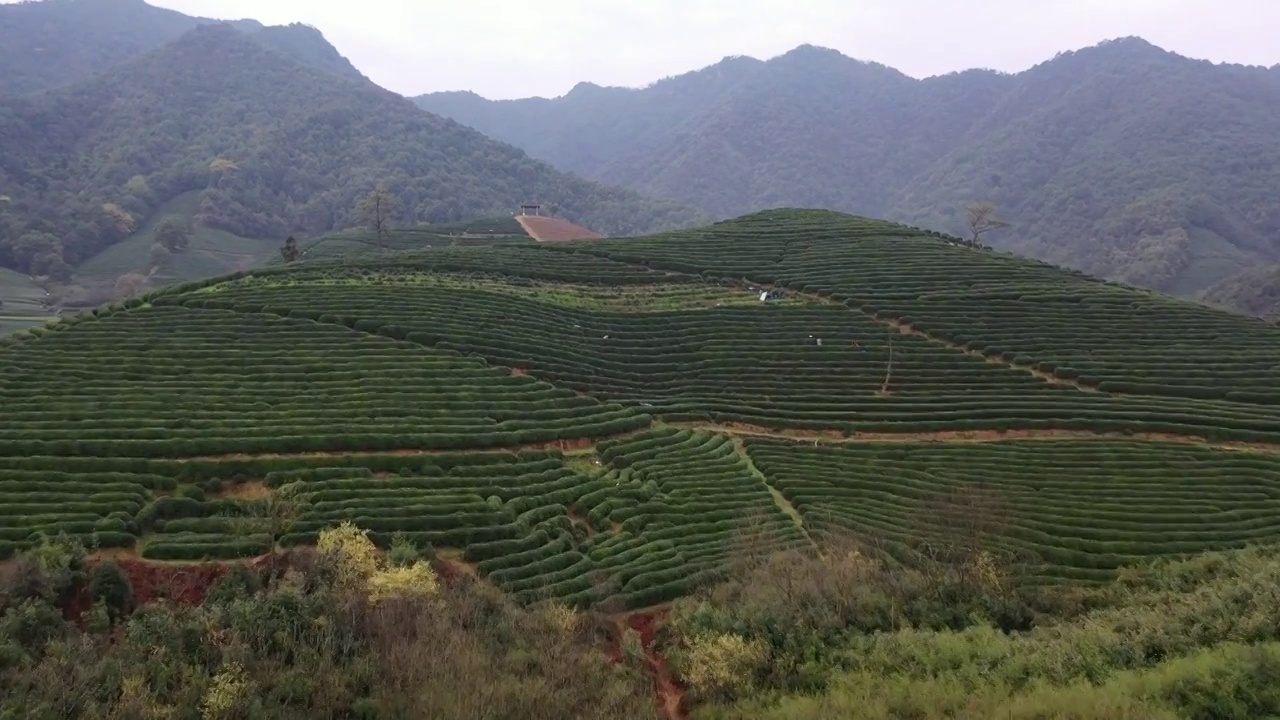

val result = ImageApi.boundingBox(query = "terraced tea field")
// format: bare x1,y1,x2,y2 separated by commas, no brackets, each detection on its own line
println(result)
7,208,1280,607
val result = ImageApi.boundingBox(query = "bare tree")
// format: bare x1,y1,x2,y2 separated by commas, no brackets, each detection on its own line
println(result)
227,483,309,576
963,201,1010,245
355,183,398,248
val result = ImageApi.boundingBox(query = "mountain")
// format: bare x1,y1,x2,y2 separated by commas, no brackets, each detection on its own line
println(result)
0,0,366,92
415,38,1280,298
0,23,705,280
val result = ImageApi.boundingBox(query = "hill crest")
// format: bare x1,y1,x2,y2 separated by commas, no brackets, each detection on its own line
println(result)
0,19,706,290
0,0,367,92
414,36,1280,309
8,209,1280,594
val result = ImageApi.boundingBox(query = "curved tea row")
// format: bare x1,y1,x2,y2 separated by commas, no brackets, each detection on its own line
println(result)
744,437,1280,582
181,274,1280,442
565,209,1280,408
0,305,645,458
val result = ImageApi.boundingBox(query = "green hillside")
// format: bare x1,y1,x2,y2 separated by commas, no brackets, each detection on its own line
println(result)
291,216,535,263
8,209,1280,717
8,209,1280,580
0,266,54,336
75,191,280,284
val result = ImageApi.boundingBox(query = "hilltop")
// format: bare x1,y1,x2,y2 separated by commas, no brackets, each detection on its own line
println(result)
0,0,367,92
416,38,1280,302
0,22,705,292
7,209,1280,716
7,208,1280,578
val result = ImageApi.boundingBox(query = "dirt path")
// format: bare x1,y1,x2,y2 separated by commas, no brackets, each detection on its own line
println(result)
611,610,686,720
668,419,1280,454
746,281,1101,393
729,435,817,549
516,215,603,242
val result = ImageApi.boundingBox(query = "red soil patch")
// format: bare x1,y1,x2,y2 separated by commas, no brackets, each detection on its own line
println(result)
610,609,686,720
516,215,603,242
511,366,529,377
64,556,246,623
430,556,478,585
217,481,272,500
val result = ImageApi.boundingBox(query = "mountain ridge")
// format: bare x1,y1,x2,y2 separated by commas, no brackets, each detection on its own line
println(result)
0,0,369,91
0,21,706,282
415,37,1280,303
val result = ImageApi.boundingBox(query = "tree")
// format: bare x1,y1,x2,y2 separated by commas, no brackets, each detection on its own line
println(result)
279,235,301,263
355,183,398,248
87,560,133,621
113,272,147,299
149,242,170,270
154,217,191,252
963,201,1010,245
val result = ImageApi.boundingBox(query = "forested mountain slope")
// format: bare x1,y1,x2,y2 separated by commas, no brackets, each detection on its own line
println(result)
1201,262,1280,321
416,39,1280,299
0,23,705,278
0,0,369,92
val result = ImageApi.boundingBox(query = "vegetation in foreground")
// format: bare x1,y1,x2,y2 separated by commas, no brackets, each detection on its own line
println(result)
0,527,657,720
666,537,1280,719
5,526,1280,719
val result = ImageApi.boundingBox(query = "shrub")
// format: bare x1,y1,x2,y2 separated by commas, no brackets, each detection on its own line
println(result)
87,561,133,620
678,632,770,704
316,521,379,588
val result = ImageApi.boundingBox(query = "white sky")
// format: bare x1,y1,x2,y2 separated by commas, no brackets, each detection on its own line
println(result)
42,0,1280,98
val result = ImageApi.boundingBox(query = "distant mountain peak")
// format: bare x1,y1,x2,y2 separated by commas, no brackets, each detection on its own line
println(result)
779,43,845,58
567,81,606,95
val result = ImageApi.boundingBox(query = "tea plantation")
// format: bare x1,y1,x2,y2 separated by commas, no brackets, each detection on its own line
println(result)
5,208,1280,607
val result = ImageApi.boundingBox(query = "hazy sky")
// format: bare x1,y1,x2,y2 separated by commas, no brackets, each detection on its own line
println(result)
140,0,1280,98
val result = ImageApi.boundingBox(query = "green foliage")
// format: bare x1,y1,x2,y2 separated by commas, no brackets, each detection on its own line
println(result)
0,21,705,275
386,532,419,568
154,216,191,252
681,545,1280,719
86,561,133,621
0,547,657,720
1201,260,1280,321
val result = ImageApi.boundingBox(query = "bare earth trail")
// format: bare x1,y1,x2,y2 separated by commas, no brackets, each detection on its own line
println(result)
608,609,687,720
516,215,604,242
744,280,1102,393
666,420,1280,454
